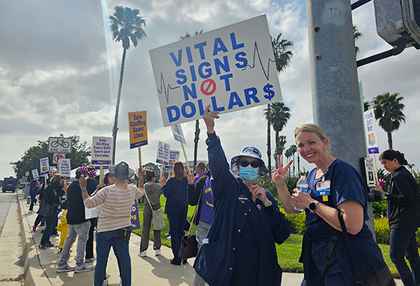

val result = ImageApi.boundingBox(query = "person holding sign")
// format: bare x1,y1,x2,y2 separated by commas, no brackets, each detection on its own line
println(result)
194,107,290,286
273,124,393,286
81,161,144,286
379,150,420,286
139,168,163,257
161,162,194,265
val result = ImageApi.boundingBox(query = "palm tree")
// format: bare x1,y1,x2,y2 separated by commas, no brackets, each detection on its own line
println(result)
267,102,291,167
373,92,406,150
110,6,146,164
180,30,203,170
266,33,293,174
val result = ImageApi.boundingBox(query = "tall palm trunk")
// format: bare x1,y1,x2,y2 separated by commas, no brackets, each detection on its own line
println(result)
266,104,272,174
112,48,127,164
387,132,393,150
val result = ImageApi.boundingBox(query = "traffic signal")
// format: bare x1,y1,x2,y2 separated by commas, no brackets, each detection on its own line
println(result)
401,0,420,47
374,0,420,48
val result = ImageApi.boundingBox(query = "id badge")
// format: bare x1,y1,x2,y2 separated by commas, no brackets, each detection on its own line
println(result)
315,180,331,201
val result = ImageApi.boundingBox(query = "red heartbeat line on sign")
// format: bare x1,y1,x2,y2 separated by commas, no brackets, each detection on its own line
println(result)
157,41,276,103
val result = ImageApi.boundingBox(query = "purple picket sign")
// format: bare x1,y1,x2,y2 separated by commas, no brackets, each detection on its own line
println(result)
130,203,141,229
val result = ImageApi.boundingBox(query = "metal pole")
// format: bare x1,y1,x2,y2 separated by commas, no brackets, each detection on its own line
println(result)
307,0,375,238
138,147,142,170
193,120,200,170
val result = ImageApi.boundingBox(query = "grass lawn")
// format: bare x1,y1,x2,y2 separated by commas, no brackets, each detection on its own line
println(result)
276,234,398,277
133,197,400,277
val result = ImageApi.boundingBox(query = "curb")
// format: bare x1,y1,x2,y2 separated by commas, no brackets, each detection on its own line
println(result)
17,193,53,286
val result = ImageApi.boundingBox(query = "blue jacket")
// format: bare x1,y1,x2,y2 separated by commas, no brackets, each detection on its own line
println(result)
194,133,290,286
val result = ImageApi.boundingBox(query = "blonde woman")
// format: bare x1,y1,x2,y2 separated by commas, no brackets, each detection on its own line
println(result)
273,123,393,286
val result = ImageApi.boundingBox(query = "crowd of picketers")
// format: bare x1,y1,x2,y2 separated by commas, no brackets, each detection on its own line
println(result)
22,108,420,286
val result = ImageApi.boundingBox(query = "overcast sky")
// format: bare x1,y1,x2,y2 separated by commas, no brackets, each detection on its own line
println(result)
0,0,419,178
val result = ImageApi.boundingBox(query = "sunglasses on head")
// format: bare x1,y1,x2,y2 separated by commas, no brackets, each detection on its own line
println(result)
239,160,260,168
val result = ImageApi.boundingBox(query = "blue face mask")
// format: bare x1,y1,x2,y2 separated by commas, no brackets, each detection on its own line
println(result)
239,166,259,182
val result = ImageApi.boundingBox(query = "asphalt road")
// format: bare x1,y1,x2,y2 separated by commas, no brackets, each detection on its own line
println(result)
0,189,16,236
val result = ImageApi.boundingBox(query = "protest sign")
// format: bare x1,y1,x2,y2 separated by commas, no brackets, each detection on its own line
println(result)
364,109,379,154
58,159,71,177
91,137,113,166
171,124,186,144
128,111,148,149
31,169,39,180
156,142,170,165
48,137,72,153
53,153,65,164
169,150,180,166
85,206,100,219
130,203,141,229
40,157,50,174
150,15,282,126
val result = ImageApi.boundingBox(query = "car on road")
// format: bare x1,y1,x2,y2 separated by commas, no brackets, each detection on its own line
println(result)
2,177,17,193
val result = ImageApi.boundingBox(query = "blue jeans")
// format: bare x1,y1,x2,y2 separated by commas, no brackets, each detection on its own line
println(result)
94,229,131,286
58,221,91,267
390,227,420,286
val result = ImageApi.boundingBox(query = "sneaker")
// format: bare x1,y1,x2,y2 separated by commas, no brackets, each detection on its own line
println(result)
139,251,147,257
154,249,161,256
56,265,75,273
170,258,181,265
75,265,94,273
85,258,95,264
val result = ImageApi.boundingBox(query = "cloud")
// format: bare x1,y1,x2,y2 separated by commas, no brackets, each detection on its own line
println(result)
0,0,419,178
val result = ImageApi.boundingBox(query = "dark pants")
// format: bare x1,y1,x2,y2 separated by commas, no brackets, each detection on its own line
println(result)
34,214,44,229
86,218,97,259
390,227,420,286
94,229,131,286
40,213,55,246
29,197,37,211
168,212,186,262
140,206,161,252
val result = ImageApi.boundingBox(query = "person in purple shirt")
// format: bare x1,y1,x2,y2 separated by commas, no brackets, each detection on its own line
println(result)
190,162,214,286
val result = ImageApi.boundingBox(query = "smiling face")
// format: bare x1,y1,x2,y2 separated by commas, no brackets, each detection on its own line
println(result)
296,131,330,165
380,158,400,173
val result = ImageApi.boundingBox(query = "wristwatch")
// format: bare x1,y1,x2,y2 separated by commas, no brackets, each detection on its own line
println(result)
308,201,320,213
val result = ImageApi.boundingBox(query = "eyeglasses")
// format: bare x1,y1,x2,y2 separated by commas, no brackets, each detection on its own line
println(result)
239,160,260,168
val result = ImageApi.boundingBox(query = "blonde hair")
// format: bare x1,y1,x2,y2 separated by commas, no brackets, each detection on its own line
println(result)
294,123,328,141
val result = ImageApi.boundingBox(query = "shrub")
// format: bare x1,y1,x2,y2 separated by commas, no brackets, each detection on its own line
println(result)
372,200,387,218
374,217,390,244
282,209,306,234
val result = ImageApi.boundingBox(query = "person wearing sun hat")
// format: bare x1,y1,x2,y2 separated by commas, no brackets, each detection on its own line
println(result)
81,161,144,286
193,107,291,286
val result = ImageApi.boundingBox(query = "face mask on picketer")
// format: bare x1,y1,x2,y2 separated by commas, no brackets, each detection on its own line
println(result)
239,166,259,182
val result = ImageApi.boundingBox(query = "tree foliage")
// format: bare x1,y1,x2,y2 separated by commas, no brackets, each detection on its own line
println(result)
373,92,405,149
11,136,90,179
110,6,146,50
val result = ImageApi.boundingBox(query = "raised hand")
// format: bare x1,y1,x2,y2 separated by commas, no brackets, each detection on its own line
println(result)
185,167,194,184
248,183,268,202
79,175,87,189
272,154,293,186
203,104,219,134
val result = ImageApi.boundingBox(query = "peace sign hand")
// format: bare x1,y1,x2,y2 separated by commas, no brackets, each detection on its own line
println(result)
272,154,293,186
203,104,219,134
